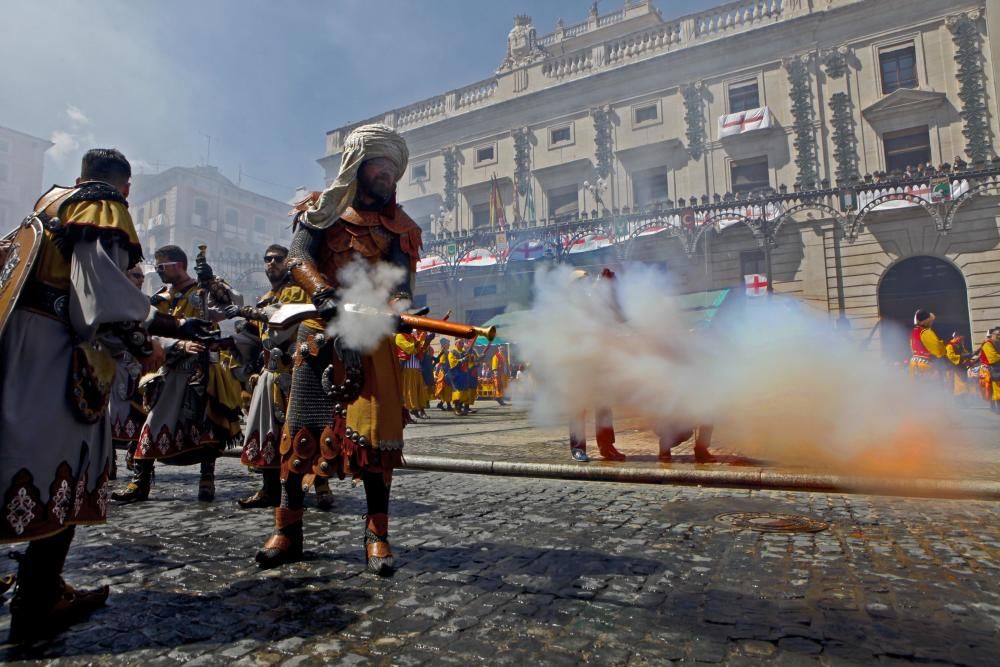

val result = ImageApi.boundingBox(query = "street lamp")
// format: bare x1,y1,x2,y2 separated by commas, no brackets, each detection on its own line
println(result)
583,176,608,216
430,205,454,237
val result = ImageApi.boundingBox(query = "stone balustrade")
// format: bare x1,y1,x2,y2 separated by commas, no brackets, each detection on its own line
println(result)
693,0,785,37
456,79,499,109
396,96,447,129
605,22,682,64
542,50,594,79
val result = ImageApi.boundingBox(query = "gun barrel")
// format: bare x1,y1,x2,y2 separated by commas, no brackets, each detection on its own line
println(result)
400,314,495,341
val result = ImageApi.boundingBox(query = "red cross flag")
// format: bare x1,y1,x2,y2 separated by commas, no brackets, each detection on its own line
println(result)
745,273,769,297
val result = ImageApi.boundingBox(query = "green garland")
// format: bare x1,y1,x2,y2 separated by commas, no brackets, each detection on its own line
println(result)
949,15,990,163
786,57,819,189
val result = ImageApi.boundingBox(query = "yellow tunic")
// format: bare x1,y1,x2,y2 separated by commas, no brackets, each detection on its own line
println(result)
909,328,946,379
945,343,972,396
981,340,1000,401
395,333,425,410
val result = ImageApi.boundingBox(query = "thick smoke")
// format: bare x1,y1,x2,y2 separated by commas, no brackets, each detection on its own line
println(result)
325,260,408,352
512,265,962,477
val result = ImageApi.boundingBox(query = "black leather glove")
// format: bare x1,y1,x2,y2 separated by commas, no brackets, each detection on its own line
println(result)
150,293,168,307
312,288,338,321
178,317,219,343
195,258,214,283
222,304,241,319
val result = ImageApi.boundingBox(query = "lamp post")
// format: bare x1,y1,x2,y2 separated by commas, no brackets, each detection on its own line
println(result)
583,176,608,216
430,205,454,238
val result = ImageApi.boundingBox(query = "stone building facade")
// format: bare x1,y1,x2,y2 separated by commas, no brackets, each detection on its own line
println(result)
129,165,291,299
318,0,1000,359
0,125,53,233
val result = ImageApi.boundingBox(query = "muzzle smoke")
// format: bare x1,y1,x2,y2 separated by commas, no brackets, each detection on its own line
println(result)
325,260,408,352
512,265,961,477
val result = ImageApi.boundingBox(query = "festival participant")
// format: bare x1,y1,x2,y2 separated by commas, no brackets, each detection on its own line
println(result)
944,333,973,397
449,338,475,415
569,408,626,462
492,346,511,406
109,265,153,478
254,124,421,575
419,333,436,415
396,328,428,419
113,245,244,504
0,148,214,642
979,327,1000,411
434,338,454,411
909,309,946,380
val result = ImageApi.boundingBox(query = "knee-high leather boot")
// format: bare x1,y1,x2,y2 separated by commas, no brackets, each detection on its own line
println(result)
362,473,394,577
255,474,305,569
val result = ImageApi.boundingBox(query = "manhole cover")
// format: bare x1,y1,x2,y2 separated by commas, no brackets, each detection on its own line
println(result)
714,512,829,533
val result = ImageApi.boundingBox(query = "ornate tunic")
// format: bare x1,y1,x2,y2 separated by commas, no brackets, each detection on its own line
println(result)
135,282,243,464
0,183,150,543
284,201,421,481
241,279,309,469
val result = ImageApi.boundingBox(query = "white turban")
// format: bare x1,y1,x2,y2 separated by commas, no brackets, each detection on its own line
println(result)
302,123,409,229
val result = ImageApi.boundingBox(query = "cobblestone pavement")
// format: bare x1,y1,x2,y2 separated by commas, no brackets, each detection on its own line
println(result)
1,455,997,665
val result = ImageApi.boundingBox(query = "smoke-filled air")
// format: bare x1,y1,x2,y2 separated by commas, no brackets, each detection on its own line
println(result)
325,260,409,353
512,265,965,478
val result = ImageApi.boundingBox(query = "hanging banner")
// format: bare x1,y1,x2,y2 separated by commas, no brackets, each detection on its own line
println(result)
718,106,773,138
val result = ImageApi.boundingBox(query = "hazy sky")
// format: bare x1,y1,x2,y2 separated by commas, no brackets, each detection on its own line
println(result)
1,0,716,202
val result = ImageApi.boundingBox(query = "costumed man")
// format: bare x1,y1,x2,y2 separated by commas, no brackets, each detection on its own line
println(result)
909,309,946,380
112,245,244,504
656,424,717,463
232,245,334,511
419,332,436,415
944,333,973,398
492,346,510,406
396,328,429,419
255,124,421,576
979,327,1000,411
434,338,454,411
0,149,214,642
109,265,152,479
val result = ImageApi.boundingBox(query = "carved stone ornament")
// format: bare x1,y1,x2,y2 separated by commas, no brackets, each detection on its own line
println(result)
591,106,613,179
498,14,547,73
821,46,849,79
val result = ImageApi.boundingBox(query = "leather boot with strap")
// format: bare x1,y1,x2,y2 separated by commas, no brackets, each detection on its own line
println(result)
255,507,304,569
364,513,394,577
238,468,281,509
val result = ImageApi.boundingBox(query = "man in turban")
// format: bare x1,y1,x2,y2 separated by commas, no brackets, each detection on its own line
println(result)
255,124,421,576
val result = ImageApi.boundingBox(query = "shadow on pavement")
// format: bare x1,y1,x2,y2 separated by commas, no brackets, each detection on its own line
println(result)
0,575,369,661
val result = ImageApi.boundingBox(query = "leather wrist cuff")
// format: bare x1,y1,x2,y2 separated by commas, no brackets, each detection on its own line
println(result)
289,259,332,297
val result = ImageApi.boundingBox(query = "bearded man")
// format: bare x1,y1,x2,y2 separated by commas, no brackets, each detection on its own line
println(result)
255,124,421,576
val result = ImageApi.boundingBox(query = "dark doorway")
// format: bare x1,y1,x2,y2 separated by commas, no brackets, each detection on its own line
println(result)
878,256,970,361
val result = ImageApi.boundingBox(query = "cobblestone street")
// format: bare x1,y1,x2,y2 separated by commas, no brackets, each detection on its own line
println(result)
1,407,997,666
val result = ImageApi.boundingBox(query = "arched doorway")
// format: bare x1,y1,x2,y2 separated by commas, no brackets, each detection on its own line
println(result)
878,256,970,361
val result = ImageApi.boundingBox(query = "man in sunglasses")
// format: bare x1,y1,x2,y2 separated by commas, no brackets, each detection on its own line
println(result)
0,148,214,643
114,244,243,504
229,245,334,511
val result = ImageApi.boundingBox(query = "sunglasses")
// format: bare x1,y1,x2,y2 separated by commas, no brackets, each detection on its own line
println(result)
155,262,180,271
263,255,285,264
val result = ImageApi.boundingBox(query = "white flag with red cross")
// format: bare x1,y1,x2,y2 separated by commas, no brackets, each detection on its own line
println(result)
744,273,769,297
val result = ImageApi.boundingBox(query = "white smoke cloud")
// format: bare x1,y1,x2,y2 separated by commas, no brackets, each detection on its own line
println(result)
325,259,409,352
49,105,96,163
513,265,963,477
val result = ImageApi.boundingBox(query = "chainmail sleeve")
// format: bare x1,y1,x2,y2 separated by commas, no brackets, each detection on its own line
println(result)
287,222,332,297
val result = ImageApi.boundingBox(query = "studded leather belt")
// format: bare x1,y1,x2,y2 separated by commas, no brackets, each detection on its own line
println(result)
17,281,70,323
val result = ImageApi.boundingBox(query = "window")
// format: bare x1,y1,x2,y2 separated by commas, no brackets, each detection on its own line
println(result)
728,80,760,113
883,126,931,173
157,198,167,215
547,185,579,218
740,249,766,277
632,167,669,209
254,215,267,233
411,162,429,182
225,208,239,228
474,144,496,166
633,103,659,126
549,125,572,146
880,45,917,94
0,163,8,183
194,198,209,217
730,157,770,194
474,284,497,298
471,202,491,229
